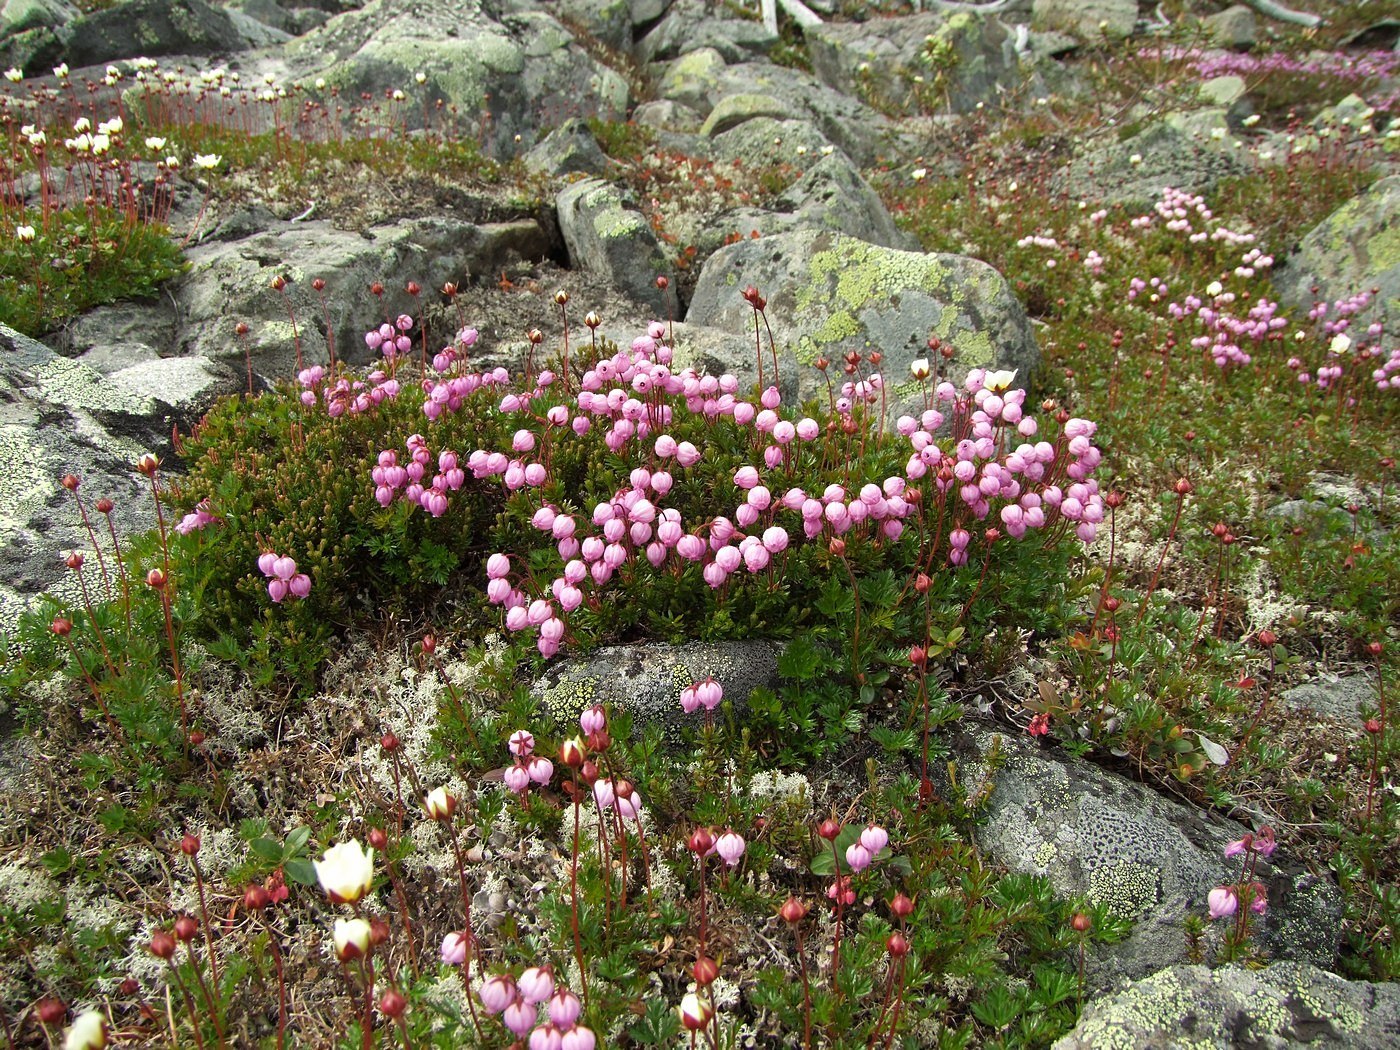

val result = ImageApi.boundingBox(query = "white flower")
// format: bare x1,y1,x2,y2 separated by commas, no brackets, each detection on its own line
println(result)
910,357,930,380
314,840,374,904
4,68,21,83
53,63,69,79
423,786,457,820
165,155,181,169
315,77,327,90
263,72,276,85
72,117,90,133
1330,333,1352,355
105,65,121,78
16,224,36,242
65,133,91,153
1242,114,1260,127
983,369,1017,392
192,153,222,170
145,136,166,150
1128,153,1143,165
27,131,45,146
392,88,405,101
1206,280,1223,297
415,71,426,84
63,1010,106,1050
333,917,372,960
90,133,110,155
1210,126,1227,140
97,117,122,136
911,167,927,181
1259,150,1274,161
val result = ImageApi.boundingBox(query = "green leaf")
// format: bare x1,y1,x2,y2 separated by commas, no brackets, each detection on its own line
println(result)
283,858,318,886
285,826,312,855
249,838,285,863
809,823,861,876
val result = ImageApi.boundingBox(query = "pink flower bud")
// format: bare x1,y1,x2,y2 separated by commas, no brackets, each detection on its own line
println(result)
441,931,468,965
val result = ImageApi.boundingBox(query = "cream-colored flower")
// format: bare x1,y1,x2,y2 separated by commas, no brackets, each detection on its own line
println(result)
910,358,930,380
192,153,221,170
145,136,166,151
333,917,372,960
314,840,374,904
423,786,457,820
983,369,1017,392
16,224,36,242
1330,333,1351,355
4,68,22,83
1206,280,1223,297
63,1010,106,1050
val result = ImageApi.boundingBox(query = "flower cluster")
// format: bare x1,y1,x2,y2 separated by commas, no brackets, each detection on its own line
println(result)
175,499,219,534
257,552,311,602
503,729,555,795
300,361,402,418
479,967,596,1050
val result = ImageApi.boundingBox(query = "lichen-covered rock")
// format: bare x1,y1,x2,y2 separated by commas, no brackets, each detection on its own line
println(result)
556,178,677,318
523,117,610,177
634,0,775,64
0,0,76,35
699,92,789,137
707,116,832,175
805,10,1021,116
551,0,630,52
1032,0,1137,40
775,152,915,252
59,0,274,68
283,0,627,156
176,216,551,378
1283,676,1381,727
938,719,1343,988
1205,4,1257,50
0,324,159,637
1274,175,1400,342
687,229,1038,421
531,640,778,734
632,98,702,132
1054,963,1400,1049
1055,121,1249,209
656,45,726,117
711,61,895,167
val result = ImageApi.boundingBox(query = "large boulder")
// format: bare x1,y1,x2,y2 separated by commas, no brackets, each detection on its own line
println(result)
176,216,552,377
532,640,779,735
655,45,726,117
556,179,677,319
60,0,281,68
634,0,775,64
0,325,166,637
938,720,1343,988
1274,175,1400,341
283,0,629,156
772,152,915,251
1032,0,1137,41
1055,963,1400,1049
710,62,896,167
1,0,75,35
687,230,1039,419
1055,120,1249,209
805,10,1021,116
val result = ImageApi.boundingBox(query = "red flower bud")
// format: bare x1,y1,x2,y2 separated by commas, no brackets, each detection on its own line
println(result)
146,568,167,589
244,885,270,911
173,915,198,942
779,897,808,924
886,932,910,957
149,931,176,959
36,998,66,1025
1258,630,1278,647
1071,912,1092,933
818,819,841,841
51,617,72,637
95,497,114,514
688,827,715,856
890,893,914,919
368,827,388,851
692,956,719,986
380,731,400,752
180,834,200,856
61,474,80,491
378,989,407,1018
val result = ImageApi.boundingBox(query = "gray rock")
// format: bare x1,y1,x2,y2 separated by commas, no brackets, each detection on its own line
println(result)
1198,75,1247,107
708,116,832,175
655,45,725,116
1283,676,1380,726
635,0,775,64
1055,963,1400,1049
774,152,916,251
0,324,159,638
0,0,75,35
711,62,896,167
699,92,789,137
283,0,628,157
1273,175,1400,342
631,99,702,132
532,640,778,734
1056,121,1249,209
805,10,1021,116
1032,0,1136,40
938,719,1342,987
176,217,551,377
225,0,299,34
523,117,610,177
552,0,630,53
628,0,668,29
60,0,266,67
1205,4,1257,50
687,230,1039,421
556,178,677,318
107,357,236,420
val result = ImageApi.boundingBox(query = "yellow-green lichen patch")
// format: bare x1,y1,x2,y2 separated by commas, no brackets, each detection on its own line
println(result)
32,358,151,415
1086,861,1161,919
538,674,600,725
1364,218,1400,274
0,426,54,527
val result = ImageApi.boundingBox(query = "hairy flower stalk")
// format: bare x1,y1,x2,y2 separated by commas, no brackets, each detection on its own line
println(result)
426,789,483,1038
1137,477,1192,623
